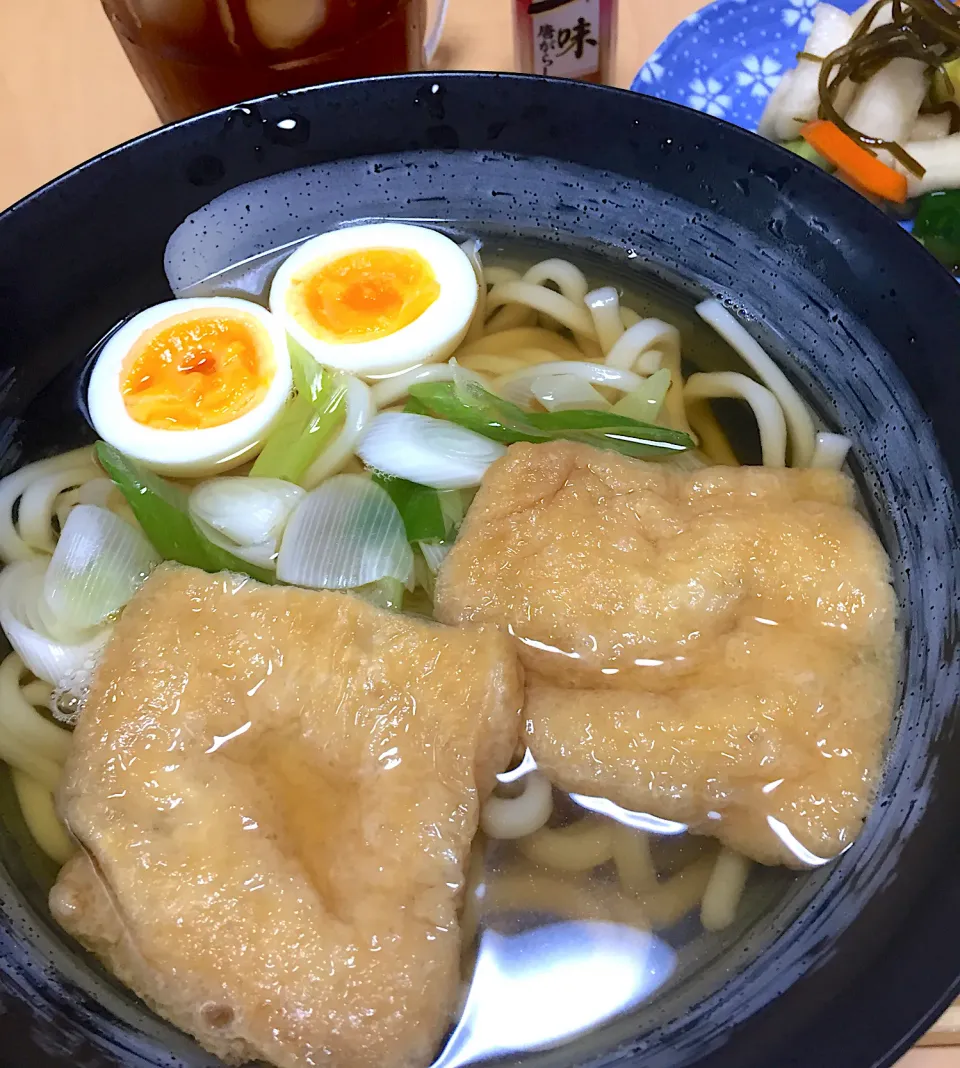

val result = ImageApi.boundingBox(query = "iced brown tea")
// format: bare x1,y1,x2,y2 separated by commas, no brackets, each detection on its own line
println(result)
102,0,432,123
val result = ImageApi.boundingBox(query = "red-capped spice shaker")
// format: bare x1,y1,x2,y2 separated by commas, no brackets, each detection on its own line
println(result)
514,0,618,84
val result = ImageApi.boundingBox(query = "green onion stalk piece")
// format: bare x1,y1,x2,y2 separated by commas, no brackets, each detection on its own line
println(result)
372,473,468,544
406,378,694,461
96,442,276,584
251,342,346,485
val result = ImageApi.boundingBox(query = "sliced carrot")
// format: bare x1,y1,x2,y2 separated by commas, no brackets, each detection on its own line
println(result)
800,119,908,203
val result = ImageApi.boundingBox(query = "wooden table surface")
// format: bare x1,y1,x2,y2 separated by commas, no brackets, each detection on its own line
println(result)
0,2,956,1064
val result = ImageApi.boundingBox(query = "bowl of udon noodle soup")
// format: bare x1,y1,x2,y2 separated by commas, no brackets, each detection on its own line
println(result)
0,71,957,1068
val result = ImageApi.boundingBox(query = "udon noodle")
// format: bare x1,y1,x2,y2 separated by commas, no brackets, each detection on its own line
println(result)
0,241,853,956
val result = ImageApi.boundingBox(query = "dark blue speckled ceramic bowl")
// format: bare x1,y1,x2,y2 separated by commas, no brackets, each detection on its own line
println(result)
0,73,958,1068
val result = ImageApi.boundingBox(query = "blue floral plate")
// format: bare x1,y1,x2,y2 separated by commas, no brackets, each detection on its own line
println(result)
632,0,861,130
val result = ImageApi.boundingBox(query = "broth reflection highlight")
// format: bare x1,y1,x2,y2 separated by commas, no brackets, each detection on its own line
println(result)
0,222,896,1068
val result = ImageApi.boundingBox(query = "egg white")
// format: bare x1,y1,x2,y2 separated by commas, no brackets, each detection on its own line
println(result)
269,223,479,377
87,297,292,477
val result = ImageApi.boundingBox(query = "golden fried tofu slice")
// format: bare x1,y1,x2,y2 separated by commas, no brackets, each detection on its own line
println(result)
51,565,522,1068
435,442,896,867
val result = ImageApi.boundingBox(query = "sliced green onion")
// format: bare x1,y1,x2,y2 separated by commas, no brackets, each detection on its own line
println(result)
407,379,693,460
190,478,304,546
250,343,346,485
353,577,406,611
442,485,473,531
42,505,161,630
413,550,436,602
276,474,414,591
0,560,109,691
188,477,304,569
419,540,451,574
612,368,672,422
373,474,466,544
497,360,641,408
96,442,276,584
530,372,611,412
358,412,506,490
404,393,431,417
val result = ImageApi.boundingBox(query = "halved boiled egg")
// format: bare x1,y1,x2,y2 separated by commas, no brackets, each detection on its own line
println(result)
87,297,292,476
269,222,479,377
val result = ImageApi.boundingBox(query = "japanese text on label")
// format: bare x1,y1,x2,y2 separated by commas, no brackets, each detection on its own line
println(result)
529,0,601,79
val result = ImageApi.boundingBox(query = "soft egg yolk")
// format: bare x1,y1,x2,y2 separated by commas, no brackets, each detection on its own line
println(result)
295,248,440,343
121,315,271,431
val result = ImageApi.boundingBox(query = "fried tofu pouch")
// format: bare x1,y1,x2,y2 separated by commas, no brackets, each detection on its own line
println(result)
435,442,896,867
52,565,522,1068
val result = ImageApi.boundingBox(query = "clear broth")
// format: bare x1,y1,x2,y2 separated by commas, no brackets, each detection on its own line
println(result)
174,230,802,1059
